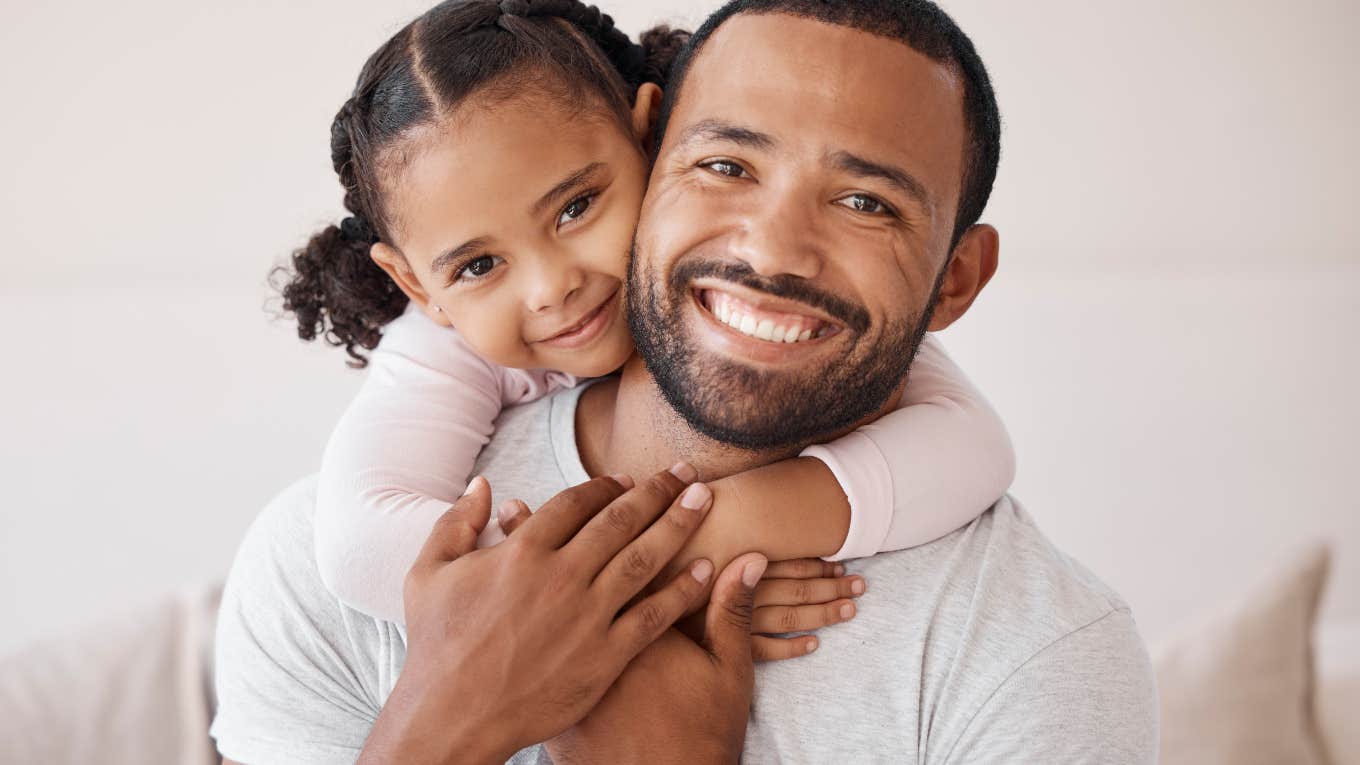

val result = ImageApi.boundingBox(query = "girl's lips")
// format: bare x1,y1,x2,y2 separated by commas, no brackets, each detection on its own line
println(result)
537,289,619,349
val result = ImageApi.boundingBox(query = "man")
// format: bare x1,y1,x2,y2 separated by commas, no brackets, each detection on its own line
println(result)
213,1,1159,762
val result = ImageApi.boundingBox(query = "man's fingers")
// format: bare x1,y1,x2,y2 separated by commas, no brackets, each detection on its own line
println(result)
752,599,857,634
608,558,714,656
515,475,632,548
702,553,767,668
497,499,532,537
590,476,711,608
569,465,695,577
763,558,844,580
752,634,819,663
753,574,866,608
413,476,494,568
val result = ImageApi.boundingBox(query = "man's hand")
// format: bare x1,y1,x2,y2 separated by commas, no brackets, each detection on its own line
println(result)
543,552,767,765
359,466,718,765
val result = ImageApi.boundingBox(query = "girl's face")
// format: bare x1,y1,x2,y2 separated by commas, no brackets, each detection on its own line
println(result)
370,84,659,378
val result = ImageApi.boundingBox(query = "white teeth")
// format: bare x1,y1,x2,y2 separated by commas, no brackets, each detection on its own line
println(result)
705,291,826,344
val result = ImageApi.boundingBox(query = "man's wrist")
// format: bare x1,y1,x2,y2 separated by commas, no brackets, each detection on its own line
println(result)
361,672,518,765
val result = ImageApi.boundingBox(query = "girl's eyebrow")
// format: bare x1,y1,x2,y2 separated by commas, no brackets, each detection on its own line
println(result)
432,237,490,276
531,161,607,216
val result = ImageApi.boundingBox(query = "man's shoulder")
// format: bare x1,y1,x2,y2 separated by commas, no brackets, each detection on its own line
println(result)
859,495,1131,635
211,476,401,764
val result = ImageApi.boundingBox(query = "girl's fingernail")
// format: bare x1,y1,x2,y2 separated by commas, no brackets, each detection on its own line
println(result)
806,637,818,654
610,473,635,490
497,499,519,524
462,476,484,497
839,602,855,620
669,461,698,482
742,558,768,588
834,564,846,577
691,559,714,583
851,578,866,595
680,482,712,511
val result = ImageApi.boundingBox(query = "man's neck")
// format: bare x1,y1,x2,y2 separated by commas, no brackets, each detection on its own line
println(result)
576,356,804,483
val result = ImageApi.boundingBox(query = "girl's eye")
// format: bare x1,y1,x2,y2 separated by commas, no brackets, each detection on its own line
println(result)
836,193,892,216
455,254,503,282
558,194,595,227
701,160,748,179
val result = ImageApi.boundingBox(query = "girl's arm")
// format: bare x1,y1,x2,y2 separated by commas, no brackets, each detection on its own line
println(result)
679,334,1015,570
313,304,574,624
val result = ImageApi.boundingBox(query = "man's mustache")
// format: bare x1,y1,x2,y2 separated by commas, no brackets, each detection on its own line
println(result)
669,259,871,334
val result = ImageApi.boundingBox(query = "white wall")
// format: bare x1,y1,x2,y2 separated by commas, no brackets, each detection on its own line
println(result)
1,0,1356,655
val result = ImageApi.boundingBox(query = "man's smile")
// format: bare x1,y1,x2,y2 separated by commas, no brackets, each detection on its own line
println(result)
688,281,847,366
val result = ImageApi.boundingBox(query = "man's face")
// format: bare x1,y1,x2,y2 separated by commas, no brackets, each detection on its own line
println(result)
629,13,971,450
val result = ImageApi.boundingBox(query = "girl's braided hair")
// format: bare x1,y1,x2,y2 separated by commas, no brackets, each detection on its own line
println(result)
275,0,689,366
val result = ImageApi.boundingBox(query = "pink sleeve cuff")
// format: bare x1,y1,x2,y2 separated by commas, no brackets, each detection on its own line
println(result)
801,430,895,562
498,367,579,406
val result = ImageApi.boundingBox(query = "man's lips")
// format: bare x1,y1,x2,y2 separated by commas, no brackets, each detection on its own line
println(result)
695,285,842,345
536,288,619,349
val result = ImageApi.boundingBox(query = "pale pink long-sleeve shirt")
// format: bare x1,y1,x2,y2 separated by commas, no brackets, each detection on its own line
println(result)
314,304,1015,623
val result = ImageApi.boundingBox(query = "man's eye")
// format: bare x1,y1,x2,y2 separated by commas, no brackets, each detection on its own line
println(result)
456,255,503,282
837,194,890,215
701,160,747,178
558,194,595,227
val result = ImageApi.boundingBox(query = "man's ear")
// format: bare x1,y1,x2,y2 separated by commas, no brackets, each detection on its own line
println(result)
369,242,453,327
631,83,664,155
927,224,999,331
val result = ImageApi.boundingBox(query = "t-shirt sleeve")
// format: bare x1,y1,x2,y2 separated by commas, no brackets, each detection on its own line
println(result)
939,608,1160,765
212,477,392,765
801,333,1016,560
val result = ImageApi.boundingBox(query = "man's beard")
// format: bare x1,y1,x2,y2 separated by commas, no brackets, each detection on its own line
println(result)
627,249,943,452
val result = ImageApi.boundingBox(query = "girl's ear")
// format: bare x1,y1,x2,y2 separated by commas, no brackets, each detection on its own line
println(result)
369,242,453,327
631,83,664,154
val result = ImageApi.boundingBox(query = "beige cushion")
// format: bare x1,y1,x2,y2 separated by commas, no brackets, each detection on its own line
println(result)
0,584,221,765
1154,544,1331,765
1316,623,1360,765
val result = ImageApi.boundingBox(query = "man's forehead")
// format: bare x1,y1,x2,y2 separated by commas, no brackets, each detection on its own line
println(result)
665,12,967,209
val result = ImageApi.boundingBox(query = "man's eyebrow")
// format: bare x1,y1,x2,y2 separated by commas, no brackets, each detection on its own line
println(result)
431,237,490,275
828,150,932,211
531,161,607,216
674,119,777,152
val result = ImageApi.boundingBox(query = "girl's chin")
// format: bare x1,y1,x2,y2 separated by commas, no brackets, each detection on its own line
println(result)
545,333,634,378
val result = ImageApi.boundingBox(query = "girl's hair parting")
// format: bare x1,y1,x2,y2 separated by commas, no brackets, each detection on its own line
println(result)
274,0,690,366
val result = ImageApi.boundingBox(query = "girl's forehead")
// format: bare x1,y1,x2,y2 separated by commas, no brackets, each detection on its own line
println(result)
385,92,640,252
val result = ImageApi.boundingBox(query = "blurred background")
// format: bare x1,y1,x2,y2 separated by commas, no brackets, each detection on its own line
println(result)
0,0,1356,751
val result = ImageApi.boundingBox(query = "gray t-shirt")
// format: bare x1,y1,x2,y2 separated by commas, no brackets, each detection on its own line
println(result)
211,385,1158,764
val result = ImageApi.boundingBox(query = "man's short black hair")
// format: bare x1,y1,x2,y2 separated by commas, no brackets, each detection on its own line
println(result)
654,0,1001,249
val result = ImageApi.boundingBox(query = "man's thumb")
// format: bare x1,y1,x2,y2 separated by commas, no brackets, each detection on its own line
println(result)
703,553,767,665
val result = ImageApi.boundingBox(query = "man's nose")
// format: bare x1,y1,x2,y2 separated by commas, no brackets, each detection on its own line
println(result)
728,191,825,280
525,252,586,313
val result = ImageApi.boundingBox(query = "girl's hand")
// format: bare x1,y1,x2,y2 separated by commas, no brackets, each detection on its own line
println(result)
750,558,867,661
503,512,868,664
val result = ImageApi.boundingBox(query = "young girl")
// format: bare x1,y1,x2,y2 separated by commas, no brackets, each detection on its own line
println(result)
278,0,1014,659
